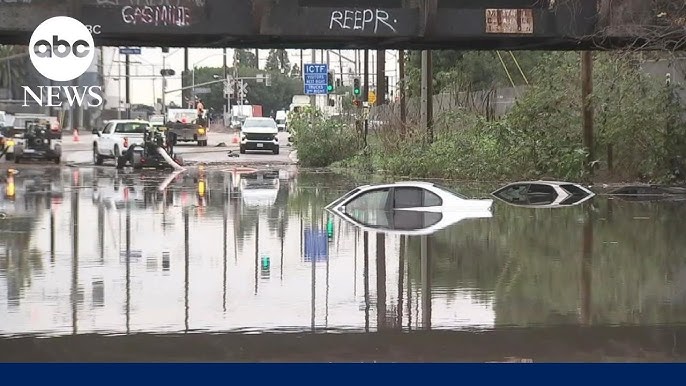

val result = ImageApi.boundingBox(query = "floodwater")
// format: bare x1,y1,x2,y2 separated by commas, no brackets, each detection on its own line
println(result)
2,166,686,362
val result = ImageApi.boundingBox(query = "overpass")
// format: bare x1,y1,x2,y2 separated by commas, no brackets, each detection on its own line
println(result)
0,0,684,50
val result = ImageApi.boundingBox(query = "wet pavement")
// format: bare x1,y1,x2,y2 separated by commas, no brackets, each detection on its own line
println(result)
2,166,686,362
2,131,296,168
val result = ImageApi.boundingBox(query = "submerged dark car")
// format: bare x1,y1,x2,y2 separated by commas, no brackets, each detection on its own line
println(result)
607,185,686,202
492,181,595,208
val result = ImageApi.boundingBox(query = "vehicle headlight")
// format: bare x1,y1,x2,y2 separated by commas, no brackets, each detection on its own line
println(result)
6,140,14,147
197,128,206,135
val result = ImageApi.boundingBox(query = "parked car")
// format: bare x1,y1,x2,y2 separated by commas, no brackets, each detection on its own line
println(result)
326,181,493,236
491,181,595,208
92,119,150,168
240,117,279,155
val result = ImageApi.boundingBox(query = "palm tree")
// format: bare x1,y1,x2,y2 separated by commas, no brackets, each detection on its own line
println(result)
0,45,30,100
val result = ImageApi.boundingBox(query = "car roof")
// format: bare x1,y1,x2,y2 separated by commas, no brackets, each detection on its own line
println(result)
107,119,151,124
245,117,274,121
501,180,584,186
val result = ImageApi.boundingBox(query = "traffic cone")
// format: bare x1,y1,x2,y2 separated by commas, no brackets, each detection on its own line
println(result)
73,129,80,142
232,132,239,144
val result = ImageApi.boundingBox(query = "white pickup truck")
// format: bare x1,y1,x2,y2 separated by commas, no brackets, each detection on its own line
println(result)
92,119,149,168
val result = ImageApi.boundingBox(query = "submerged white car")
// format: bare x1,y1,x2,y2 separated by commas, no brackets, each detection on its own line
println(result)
325,181,493,236
491,180,595,208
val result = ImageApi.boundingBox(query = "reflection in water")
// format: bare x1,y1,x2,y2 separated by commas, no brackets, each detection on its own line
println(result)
2,168,686,360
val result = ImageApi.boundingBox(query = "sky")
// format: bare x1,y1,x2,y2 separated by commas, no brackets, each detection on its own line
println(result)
101,47,403,109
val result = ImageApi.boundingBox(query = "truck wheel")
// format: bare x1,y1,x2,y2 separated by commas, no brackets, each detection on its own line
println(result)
93,145,104,165
116,156,127,169
132,152,142,170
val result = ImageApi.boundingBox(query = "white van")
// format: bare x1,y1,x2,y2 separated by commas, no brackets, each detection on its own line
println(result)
275,110,287,131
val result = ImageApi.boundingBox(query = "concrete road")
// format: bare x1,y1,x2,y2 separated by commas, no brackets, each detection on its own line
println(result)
2,130,297,169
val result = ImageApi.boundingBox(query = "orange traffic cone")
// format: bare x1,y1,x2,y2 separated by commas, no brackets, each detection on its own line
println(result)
232,132,239,144
73,129,80,142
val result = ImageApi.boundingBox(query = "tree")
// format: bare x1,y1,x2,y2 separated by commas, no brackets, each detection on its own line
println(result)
290,63,301,78
265,49,290,74
184,66,301,118
234,49,257,69
404,50,543,97
0,45,30,100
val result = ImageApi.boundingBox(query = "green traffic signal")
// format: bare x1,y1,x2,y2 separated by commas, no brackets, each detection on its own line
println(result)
327,85,333,92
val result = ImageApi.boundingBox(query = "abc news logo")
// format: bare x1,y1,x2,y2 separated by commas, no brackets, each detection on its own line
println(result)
23,16,103,109
33,35,91,59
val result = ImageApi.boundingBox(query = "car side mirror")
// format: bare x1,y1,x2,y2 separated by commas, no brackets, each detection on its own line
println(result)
92,128,100,135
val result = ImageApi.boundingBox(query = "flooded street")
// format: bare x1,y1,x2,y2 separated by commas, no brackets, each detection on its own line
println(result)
2,166,686,362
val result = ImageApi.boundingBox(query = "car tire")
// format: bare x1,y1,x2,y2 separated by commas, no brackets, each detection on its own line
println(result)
93,145,104,165
240,146,246,154
273,147,280,155
54,157,61,165
116,156,127,169
14,156,20,164
5,153,13,161
132,152,142,170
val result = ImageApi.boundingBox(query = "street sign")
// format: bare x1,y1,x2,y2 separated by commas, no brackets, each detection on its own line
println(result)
237,82,248,98
119,47,141,55
303,63,329,95
368,90,376,105
224,82,234,96
193,87,211,94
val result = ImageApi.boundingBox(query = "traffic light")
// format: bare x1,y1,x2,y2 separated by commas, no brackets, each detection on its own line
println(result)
327,72,334,92
353,78,361,96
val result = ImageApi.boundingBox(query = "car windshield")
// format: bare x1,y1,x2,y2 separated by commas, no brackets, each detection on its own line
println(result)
244,119,276,129
327,187,362,208
116,123,148,134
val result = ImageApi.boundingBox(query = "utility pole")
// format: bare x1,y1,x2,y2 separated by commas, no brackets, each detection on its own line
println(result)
363,49,369,146
376,50,386,106
420,50,433,143
161,52,166,116
310,49,316,108
421,0,436,143
338,49,344,87
183,48,189,108
399,49,407,130
581,51,594,176
223,48,228,124
125,53,131,119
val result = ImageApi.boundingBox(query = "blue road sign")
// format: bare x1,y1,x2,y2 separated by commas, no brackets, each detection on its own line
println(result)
303,63,329,95
120,47,142,55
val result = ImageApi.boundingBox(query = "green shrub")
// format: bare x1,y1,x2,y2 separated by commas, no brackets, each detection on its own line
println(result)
290,107,362,167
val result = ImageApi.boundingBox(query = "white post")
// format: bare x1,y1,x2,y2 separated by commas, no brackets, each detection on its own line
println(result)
191,66,195,107
117,48,122,120
161,54,166,116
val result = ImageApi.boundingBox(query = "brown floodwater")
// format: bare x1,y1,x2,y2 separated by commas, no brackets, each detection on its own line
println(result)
1,166,686,362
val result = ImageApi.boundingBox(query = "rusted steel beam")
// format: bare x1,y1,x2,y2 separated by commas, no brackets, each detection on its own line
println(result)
0,0,685,50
